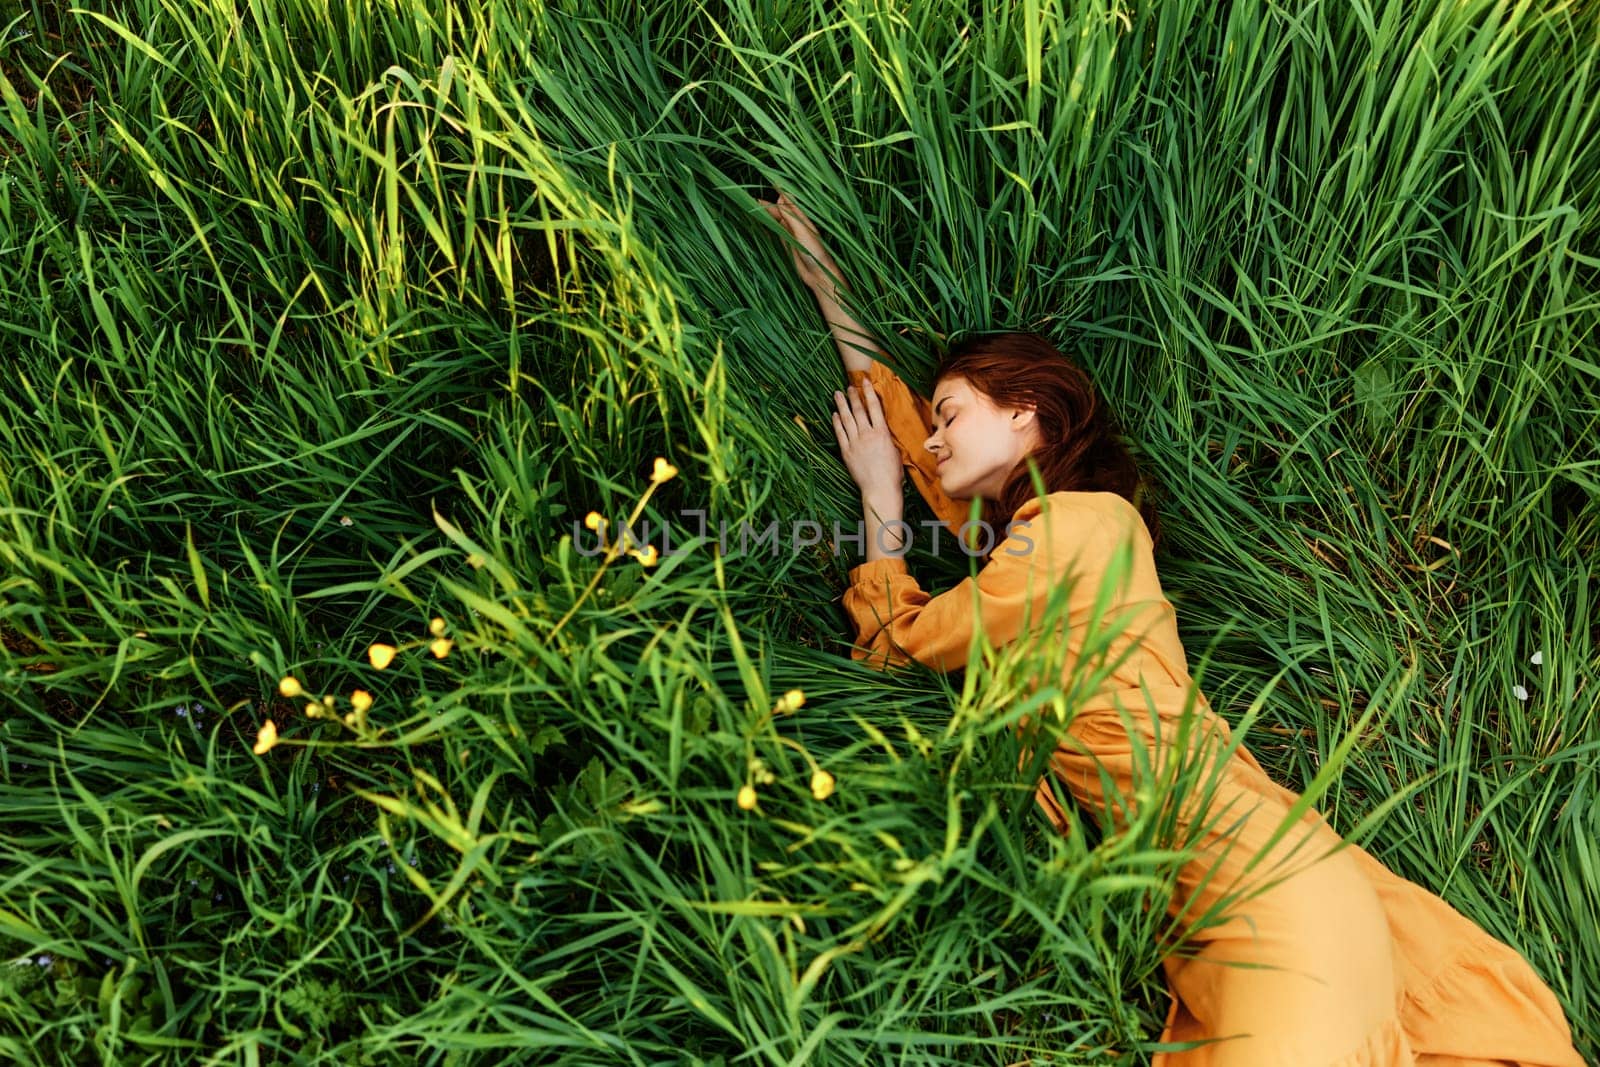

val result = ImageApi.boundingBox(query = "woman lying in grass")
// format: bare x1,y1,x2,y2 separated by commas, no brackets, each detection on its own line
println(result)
761,190,1584,1067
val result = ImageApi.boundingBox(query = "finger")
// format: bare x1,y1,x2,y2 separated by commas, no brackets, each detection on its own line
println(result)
788,202,821,234
833,389,858,438
784,194,812,225
860,379,884,425
846,384,873,426
831,411,847,450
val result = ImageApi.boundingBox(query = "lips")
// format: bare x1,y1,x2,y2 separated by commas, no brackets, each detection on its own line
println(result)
937,455,950,467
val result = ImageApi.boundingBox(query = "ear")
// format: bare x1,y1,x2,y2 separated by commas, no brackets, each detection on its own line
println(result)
1008,404,1039,429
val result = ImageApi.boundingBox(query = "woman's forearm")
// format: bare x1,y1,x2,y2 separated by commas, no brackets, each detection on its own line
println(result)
810,281,885,376
861,491,907,563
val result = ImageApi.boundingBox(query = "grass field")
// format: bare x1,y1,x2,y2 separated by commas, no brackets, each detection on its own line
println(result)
1,0,1597,1063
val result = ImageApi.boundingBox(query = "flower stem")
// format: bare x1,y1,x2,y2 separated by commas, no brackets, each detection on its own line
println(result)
547,481,663,643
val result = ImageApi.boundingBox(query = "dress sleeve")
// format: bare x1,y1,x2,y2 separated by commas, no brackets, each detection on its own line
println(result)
846,359,973,538
841,496,1121,672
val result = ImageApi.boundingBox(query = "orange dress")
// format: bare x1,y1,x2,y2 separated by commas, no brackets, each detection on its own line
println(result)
838,358,1586,1066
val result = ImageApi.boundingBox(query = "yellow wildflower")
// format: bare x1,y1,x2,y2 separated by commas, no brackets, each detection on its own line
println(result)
650,457,678,483
810,769,835,801
584,511,604,531
350,690,373,714
429,616,446,636
305,702,322,719
776,688,806,713
633,544,660,567
278,676,304,699
368,643,397,670
429,638,453,659
736,784,758,810
252,719,279,755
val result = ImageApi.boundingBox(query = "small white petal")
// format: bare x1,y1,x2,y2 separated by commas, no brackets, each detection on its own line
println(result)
1512,684,1529,701
1530,650,1543,666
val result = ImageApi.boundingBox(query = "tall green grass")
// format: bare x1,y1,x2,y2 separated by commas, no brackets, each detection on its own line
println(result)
1,0,1596,1062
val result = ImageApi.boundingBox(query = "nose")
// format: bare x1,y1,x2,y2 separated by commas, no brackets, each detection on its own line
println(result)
923,428,941,458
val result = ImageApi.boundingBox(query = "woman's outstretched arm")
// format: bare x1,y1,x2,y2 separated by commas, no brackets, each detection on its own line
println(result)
761,191,971,535
761,189,880,375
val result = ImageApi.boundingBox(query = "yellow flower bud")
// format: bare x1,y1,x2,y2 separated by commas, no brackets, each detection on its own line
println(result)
784,688,806,709
584,511,604,531
634,544,659,566
650,457,678,483
368,643,397,670
429,616,446,636
810,769,835,801
305,702,322,718
252,719,279,755
278,676,304,699
350,690,373,714
429,637,453,659
736,784,758,810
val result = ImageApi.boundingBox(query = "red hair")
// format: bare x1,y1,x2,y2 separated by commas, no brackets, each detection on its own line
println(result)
932,331,1164,556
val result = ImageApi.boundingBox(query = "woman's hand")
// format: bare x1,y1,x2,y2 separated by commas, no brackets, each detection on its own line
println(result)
761,189,845,294
832,379,903,502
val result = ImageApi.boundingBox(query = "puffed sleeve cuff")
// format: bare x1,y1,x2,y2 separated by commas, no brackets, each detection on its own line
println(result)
843,555,922,668
848,556,909,583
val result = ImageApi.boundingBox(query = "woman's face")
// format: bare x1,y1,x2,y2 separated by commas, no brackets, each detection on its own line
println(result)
922,375,1041,501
